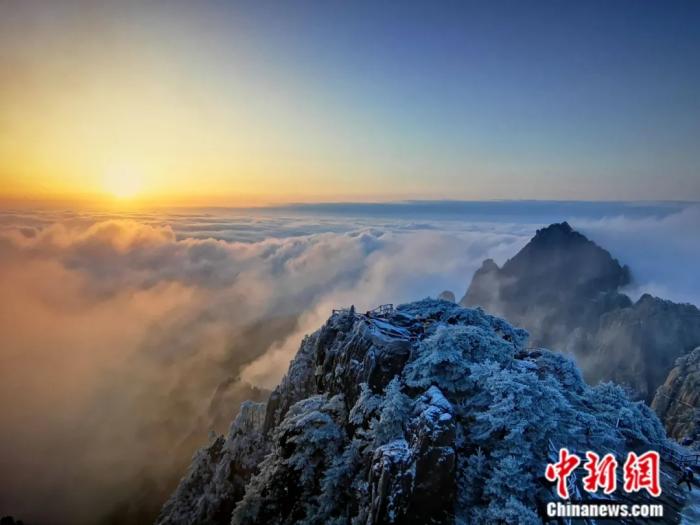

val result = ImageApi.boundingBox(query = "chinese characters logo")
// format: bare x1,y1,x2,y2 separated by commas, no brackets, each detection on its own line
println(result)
545,449,661,499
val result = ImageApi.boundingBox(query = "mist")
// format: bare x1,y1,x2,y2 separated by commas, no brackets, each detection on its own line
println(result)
0,201,697,524
0,207,528,524
573,204,700,306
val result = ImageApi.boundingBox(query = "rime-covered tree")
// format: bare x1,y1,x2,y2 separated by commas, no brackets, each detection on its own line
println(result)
230,395,345,524
372,376,410,446
159,299,681,525
404,324,514,397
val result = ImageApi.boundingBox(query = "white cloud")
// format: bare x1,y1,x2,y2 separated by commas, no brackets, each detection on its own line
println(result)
1,201,697,523
0,209,531,524
572,204,700,306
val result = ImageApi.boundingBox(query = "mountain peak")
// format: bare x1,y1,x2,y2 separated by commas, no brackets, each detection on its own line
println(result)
478,257,499,273
535,220,573,237
461,222,700,406
516,221,609,264
461,222,631,332
158,300,685,525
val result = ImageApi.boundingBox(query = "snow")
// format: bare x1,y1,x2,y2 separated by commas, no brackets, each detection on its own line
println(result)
159,298,681,525
367,318,411,340
424,385,453,412
681,486,700,524
376,438,411,462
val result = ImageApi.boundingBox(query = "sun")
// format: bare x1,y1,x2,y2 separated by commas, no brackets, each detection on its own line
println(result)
102,167,143,199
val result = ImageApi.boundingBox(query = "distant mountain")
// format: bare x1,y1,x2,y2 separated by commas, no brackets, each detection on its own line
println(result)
461,222,632,349
157,300,686,525
461,222,700,403
584,296,700,402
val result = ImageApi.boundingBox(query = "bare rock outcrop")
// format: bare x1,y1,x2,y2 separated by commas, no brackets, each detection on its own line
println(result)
437,290,456,302
652,347,700,444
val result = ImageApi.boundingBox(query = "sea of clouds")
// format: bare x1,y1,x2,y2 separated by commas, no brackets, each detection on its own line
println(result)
0,201,697,523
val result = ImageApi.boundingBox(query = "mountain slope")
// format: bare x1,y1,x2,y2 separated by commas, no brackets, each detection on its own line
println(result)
461,222,700,402
652,347,700,443
460,222,631,349
586,296,700,401
157,300,686,525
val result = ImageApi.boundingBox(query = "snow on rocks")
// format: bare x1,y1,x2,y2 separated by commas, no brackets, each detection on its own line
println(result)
157,299,687,524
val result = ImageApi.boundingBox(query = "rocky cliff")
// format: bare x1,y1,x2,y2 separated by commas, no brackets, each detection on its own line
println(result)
584,297,700,402
652,348,700,444
157,299,687,524
461,222,632,349
461,223,700,402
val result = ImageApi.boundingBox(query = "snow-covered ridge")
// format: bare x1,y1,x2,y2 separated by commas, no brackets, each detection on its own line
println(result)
157,299,688,524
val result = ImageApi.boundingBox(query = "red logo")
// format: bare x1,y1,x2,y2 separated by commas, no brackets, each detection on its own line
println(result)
545,448,581,499
582,451,618,494
623,451,661,497
545,449,661,499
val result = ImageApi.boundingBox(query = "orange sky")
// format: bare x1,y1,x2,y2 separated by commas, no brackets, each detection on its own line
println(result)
2,1,699,206
0,3,420,206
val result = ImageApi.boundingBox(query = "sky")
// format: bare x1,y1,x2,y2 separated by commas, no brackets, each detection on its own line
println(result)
1,0,699,204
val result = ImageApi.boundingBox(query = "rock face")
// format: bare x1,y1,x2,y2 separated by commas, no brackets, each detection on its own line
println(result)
437,290,456,302
461,222,700,402
157,401,268,525
158,299,686,524
584,297,700,402
652,348,700,443
461,222,632,349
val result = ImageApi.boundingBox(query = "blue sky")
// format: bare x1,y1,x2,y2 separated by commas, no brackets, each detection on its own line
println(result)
1,0,699,201
226,0,700,198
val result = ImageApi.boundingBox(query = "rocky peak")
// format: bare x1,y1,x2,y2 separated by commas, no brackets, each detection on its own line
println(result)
459,222,700,405
652,348,700,444
476,258,499,274
527,221,575,246
460,222,631,349
157,299,686,525
498,221,630,297
587,296,700,402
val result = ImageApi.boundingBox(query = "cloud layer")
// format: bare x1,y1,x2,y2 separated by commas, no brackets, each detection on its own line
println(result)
573,204,700,306
0,201,697,523
0,208,529,524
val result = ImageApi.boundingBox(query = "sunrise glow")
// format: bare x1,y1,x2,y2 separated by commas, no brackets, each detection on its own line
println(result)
1,2,698,206
102,167,143,200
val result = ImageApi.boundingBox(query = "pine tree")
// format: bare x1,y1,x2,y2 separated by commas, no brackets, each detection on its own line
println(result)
404,325,514,396
372,377,410,446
